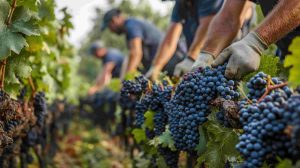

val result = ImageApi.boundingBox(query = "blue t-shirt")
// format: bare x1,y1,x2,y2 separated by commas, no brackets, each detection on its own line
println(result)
102,49,124,78
171,0,224,48
124,18,163,70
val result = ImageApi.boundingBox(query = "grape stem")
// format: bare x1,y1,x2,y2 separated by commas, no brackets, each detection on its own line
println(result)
258,76,288,102
0,59,7,89
28,76,36,97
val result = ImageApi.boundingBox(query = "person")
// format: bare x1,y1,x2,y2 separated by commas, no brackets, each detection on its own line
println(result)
146,0,255,80
101,8,185,75
192,0,300,80
88,41,125,95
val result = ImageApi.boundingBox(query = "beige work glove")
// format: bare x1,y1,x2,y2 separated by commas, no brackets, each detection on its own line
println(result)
212,32,268,79
191,51,215,71
173,57,195,77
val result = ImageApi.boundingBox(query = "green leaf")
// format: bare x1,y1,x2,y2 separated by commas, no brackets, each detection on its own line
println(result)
6,54,32,84
243,55,279,81
195,126,207,155
144,110,154,130
196,141,226,168
157,129,175,150
132,128,146,143
0,0,10,30
284,37,300,87
197,121,240,168
12,19,39,36
276,159,293,168
0,28,28,58
18,0,41,11
107,78,121,92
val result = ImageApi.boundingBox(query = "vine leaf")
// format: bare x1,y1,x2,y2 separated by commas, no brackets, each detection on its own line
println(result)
0,28,28,58
243,55,279,81
149,129,176,150
132,128,146,143
144,110,154,130
197,121,240,168
0,1,39,58
284,37,300,88
17,0,41,11
275,158,293,168
12,19,39,36
6,54,32,84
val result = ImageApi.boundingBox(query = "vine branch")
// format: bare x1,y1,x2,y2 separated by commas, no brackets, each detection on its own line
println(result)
0,59,7,89
6,0,17,26
258,76,288,102
28,76,36,96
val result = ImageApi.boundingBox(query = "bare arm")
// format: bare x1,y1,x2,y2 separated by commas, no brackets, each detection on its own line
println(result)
202,0,252,57
188,15,214,59
152,23,183,70
255,0,300,45
88,62,115,95
127,38,143,72
95,62,115,88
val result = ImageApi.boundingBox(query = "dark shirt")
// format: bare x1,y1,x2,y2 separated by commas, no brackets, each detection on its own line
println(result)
124,18,163,70
103,49,124,78
171,0,224,48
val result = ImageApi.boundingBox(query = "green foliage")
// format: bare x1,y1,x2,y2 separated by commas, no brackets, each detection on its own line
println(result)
78,0,171,82
107,78,122,92
243,55,279,81
149,129,176,150
196,120,240,168
284,37,300,88
143,110,154,130
276,159,293,168
132,128,147,143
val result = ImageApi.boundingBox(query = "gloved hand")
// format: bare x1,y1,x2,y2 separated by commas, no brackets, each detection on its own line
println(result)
145,66,161,81
173,57,195,77
212,32,268,79
191,51,215,71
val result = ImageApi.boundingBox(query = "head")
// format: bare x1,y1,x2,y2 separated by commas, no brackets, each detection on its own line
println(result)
89,41,107,58
101,8,125,35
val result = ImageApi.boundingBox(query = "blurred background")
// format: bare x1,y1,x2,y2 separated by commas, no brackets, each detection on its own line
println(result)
56,0,173,84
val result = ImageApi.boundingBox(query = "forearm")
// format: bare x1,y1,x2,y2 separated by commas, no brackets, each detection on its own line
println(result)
202,0,251,57
255,0,300,45
188,16,214,59
202,16,241,57
152,39,178,70
126,50,143,72
152,23,182,70
95,73,112,89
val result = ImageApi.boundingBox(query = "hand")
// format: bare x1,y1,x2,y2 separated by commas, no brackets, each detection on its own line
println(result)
191,51,215,71
173,57,195,77
88,86,99,96
212,32,268,79
145,66,161,81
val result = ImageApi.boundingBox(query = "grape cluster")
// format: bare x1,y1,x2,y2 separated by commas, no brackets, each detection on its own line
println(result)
236,72,298,168
282,95,300,159
149,83,172,135
33,92,47,127
158,147,179,168
120,76,148,110
135,99,149,128
167,65,240,152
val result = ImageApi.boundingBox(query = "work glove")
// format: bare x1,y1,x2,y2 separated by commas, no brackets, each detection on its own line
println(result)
145,66,161,81
212,32,268,79
191,51,215,71
173,57,195,77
